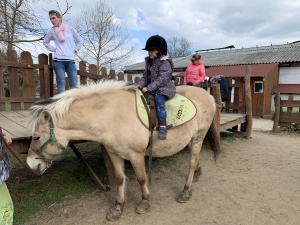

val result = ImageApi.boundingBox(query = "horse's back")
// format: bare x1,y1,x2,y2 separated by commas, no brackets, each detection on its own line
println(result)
176,86,215,109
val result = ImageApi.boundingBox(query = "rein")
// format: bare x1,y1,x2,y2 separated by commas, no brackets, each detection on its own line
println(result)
140,92,157,185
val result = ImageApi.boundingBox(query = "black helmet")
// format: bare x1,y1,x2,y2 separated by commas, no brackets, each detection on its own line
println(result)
142,35,167,55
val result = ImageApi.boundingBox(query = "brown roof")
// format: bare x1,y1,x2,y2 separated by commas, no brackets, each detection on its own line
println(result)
273,84,300,94
205,63,278,77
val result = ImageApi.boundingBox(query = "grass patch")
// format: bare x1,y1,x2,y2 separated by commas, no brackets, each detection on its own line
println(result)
6,137,225,224
8,141,110,225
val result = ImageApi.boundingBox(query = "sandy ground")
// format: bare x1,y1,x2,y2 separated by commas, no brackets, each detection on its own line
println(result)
24,128,300,225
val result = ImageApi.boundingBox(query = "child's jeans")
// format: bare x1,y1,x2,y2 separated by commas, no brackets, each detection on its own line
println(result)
153,93,167,122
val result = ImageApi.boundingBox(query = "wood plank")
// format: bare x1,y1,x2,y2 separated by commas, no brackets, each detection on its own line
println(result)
0,111,28,128
21,52,36,109
15,110,30,117
0,110,30,139
0,61,45,69
220,116,247,131
0,117,28,138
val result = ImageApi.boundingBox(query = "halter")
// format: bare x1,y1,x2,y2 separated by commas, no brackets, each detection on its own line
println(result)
30,119,66,162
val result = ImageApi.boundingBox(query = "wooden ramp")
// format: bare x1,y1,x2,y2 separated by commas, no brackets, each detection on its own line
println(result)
0,111,249,154
220,113,247,131
0,110,30,139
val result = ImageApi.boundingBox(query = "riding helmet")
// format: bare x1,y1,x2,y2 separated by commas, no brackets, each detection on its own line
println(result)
142,35,168,55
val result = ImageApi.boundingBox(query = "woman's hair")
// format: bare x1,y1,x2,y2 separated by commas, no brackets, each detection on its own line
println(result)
49,10,62,18
191,54,201,60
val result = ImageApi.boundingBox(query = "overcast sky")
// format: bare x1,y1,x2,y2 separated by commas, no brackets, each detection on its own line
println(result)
31,0,300,63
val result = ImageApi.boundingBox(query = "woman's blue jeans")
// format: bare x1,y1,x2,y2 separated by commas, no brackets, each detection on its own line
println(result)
53,60,78,94
153,93,167,122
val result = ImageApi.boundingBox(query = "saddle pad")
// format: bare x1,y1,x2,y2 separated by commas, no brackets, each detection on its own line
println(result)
136,90,197,129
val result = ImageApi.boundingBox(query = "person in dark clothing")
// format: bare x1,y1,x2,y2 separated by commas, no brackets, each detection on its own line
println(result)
137,35,176,140
210,75,229,101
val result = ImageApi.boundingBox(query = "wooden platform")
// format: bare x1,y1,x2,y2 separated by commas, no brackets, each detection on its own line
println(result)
0,110,248,153
220,113,247,131
0,110,31,153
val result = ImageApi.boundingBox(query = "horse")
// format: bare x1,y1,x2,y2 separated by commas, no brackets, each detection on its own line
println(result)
26,79,220,221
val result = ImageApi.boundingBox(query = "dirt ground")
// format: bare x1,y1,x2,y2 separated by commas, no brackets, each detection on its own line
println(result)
24,129,300,225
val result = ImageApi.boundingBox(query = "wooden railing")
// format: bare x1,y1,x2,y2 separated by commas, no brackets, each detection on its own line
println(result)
0,50,130,111
0,50,52,111
273,94,300,131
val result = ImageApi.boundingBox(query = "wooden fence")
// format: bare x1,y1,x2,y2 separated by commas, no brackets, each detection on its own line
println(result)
0,50,52,111
0,50,136,111
272,93,300,131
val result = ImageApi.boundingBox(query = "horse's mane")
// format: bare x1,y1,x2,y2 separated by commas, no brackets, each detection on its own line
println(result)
27,80,138,135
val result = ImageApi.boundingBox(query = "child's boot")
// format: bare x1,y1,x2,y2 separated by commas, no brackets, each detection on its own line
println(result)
158,121,167,140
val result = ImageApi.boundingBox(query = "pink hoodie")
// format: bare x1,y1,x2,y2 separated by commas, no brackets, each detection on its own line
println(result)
184,61,206,85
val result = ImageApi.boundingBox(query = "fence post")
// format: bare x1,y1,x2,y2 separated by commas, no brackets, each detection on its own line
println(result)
244,65,252,139
0,51,5,111
21,52,35,109
109,69,116,80
117,72,124,81
79,61,87,85
38,53,49,98
272,93,280,132
212,85,221,135
7,50,21,110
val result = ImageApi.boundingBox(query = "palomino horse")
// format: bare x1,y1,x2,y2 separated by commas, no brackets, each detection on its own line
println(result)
26,80,220,221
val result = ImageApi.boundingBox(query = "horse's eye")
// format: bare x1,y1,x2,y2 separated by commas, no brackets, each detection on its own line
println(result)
33,137,40,141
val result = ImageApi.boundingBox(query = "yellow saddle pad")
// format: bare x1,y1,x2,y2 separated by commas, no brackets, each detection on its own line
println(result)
136,90,197,129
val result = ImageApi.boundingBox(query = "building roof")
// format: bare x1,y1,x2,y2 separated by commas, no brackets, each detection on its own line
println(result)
124,42,300,73
273,84,300,94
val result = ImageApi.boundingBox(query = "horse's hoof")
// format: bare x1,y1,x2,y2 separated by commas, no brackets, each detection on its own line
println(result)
135,199,150,214
177,190,192,203
106,205,123,221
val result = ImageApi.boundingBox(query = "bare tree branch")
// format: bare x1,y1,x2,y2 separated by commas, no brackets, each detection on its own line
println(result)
75,0,135,72
167,36,193,57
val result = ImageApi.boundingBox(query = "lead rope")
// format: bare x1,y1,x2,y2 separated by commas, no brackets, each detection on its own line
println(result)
0,133,41,177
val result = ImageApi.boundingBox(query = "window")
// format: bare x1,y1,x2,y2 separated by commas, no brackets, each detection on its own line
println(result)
254,81,263,93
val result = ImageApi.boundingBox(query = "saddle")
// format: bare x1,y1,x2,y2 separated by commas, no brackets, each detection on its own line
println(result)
135,90,197,130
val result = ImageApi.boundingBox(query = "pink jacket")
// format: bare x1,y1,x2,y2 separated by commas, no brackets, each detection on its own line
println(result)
184,61,206,85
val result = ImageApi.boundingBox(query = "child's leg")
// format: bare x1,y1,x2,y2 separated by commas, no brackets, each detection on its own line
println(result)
154,94,168,140
0,182,14,225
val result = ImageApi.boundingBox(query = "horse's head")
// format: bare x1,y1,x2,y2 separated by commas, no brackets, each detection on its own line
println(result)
26,111,67,174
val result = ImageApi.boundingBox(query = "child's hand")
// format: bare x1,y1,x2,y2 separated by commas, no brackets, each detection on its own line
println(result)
3,136,12,145
142,87,148,93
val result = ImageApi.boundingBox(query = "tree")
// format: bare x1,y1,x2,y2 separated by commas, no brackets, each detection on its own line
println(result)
0,0,45,51
0,0,72,52
75,0,134,72
167,37,193,57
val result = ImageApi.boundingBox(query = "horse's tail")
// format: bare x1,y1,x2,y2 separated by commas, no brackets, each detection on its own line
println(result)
207,108,221,162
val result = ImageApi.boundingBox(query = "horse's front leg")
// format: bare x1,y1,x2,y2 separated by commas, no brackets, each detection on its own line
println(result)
130,154,150,214
177,134,204,203
106,154,126,221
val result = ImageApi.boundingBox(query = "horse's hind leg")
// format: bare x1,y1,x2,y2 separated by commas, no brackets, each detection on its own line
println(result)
105,154,126,221
193,162,202,183
177,132,204,203
130,154,150,214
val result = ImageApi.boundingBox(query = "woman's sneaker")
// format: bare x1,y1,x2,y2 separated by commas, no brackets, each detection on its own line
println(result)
158,126,167,140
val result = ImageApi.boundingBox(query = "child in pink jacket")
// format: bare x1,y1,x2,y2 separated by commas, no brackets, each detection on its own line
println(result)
184,54,206,86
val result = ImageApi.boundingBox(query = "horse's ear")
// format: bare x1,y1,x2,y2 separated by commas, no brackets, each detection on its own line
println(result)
42,111,51,123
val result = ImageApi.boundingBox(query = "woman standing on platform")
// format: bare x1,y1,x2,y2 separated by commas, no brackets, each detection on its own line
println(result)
184,54,206,87
43,10,84,94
